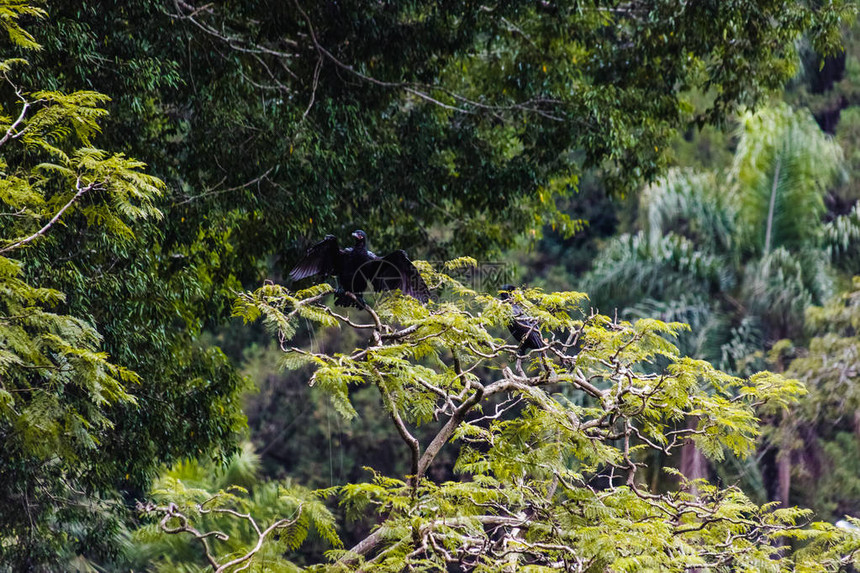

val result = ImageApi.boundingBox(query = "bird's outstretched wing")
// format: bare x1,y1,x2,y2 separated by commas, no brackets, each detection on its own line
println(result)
360,250,430,303
289,235,340,281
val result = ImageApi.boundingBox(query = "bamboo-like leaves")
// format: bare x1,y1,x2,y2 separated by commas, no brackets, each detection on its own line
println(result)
0,5,170,563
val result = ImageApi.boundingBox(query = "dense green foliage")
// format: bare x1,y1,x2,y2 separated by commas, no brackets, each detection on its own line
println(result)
133,443,339,573
585,104,846,368
142,268,859,571
781,279,860,518
26,0,855,256
0,3,177,566
517,9,860,545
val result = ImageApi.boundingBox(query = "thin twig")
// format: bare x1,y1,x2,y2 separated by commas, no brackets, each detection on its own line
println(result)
173,167,274,206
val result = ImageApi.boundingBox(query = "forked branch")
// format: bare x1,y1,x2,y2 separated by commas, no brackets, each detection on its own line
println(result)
0,178,99,254
138,499,303,573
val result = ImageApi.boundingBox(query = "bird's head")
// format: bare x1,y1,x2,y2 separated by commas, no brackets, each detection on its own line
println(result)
351,229,367,245
499,284,517,300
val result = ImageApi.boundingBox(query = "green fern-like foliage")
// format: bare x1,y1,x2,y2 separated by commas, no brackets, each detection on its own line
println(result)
789,277,860,433
755,279,860,526
642,168,738,254
143,264,856,572
586,104,845,368
133,443,340,573
823,202,860,272
0,1,44,50
582,104,849,511
0,1,165,567
733,104,843,256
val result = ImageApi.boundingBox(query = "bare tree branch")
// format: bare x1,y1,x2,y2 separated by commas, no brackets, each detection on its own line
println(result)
0,177,98,254
138,499,304,573
0,99,30,148
173,167,274,206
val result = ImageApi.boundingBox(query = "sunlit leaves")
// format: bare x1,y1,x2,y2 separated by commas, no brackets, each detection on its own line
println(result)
0,3,168,566
0,1,45,50
135,445,341,572
222,262,842,571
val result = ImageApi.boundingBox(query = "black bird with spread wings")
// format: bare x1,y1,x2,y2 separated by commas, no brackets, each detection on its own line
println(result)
289,230,430,309
499,284,543,354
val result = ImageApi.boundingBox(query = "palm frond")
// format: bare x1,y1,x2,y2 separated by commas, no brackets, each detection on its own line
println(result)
719,316,765,375
584,231,734,311
733,105,843,255
626,294,727,360
741,247,834,340
822,201,860,272
641,168,737,254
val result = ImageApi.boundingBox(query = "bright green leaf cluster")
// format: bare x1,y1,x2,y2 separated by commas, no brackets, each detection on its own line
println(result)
135,443,341,573
209,264,859,571
0,2,167,566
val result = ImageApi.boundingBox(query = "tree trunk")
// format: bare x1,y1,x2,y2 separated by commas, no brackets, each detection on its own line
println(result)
853,409,860,445
680,419,708,495
777,447,791,507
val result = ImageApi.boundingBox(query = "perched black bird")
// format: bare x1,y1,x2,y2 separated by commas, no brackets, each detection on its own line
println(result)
289,230,430,309
499,284,543,354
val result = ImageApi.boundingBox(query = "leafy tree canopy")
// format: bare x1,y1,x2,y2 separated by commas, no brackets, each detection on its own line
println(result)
0,2,249,567
1,0,857,568
778,278,860,518
584,105,849,369
141,263,860,571
26,0,856,257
